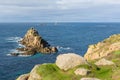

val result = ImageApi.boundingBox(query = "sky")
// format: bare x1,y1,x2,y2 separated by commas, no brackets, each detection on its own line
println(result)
0,0,120,22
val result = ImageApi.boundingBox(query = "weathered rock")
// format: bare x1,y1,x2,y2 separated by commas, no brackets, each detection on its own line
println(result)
28,64,42,80
80,78,100,80
16,48,25,51
95,58,114,66
74,68,90,76
12,28,58,56
56,53,87,71
84,34,120,60
11,53,19,56
16,73,29,80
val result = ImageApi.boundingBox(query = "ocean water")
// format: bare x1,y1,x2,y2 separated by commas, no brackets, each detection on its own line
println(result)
0,22,120,80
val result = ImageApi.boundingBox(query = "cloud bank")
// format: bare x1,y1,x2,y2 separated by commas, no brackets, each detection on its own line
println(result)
0,0,120,22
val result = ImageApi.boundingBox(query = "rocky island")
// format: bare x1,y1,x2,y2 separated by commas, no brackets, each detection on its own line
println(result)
11,28,58,56
17,34,120,80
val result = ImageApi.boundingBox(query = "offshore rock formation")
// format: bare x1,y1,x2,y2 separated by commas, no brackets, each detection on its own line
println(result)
84,34,120,60
11,28,58,56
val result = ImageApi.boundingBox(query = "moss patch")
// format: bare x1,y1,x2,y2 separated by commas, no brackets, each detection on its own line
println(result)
36,63,81,80
34,63,120,80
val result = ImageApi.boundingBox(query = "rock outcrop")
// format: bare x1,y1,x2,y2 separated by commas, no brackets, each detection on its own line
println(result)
11,28,58,56
17,73,29,80
84,34,120,60
80,78,100,80
56,53,87,71
95,58,114,66
74,68,90,76
17,65,42,80
28,65,42,80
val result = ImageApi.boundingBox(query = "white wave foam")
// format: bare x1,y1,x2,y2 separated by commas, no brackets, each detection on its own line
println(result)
9,49,24,54
18,43,25,47
18,54,31,57
6,53,12,56
6,53,31,57
6,37,22,42
57,46,72,51
7,49,31,57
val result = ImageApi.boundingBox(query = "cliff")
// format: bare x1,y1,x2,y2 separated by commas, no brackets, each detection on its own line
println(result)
84,34,120,60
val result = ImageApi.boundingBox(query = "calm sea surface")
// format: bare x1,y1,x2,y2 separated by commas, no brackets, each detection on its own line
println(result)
0,23,120,80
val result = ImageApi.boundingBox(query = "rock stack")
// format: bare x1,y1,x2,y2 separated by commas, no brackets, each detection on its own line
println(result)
11,28,58,56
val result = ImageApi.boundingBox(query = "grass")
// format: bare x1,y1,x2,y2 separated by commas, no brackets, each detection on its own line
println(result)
112,70,120,80
36,63,81,80
34,62,120,80
93,66,113,80
113,50,120,55
83,62,113,80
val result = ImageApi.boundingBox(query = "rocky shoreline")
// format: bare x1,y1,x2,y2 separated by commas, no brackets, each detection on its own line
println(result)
17,33,120,80
84,34,120,60
11,28,58,56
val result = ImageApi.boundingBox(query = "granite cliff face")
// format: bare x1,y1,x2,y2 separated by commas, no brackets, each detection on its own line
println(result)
11,28,58,56
84,34,120,60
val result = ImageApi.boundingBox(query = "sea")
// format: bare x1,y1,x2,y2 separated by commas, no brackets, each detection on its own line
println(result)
0,22,120,80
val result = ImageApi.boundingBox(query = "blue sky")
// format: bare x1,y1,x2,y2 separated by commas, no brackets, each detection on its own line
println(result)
0,0,120,22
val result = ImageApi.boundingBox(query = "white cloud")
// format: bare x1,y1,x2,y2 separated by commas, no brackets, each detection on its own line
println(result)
0,0,57,9
56,0,120,9
0,0,58,17
0,0,120,22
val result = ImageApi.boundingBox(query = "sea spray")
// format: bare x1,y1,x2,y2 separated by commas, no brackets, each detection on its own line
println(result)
6,37,22,42
57,46,72,51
